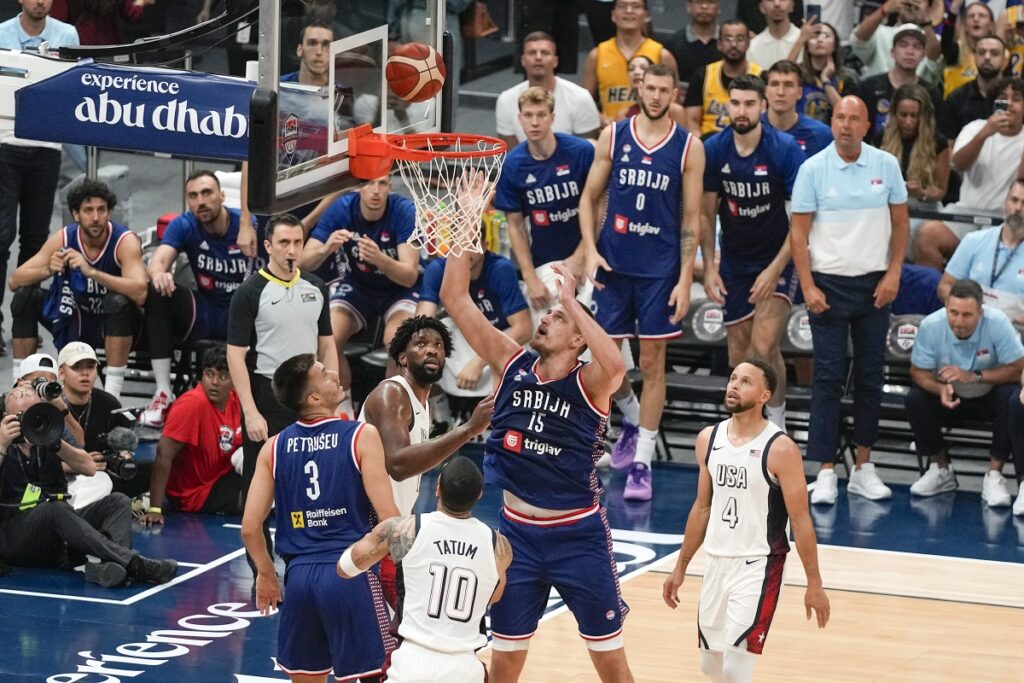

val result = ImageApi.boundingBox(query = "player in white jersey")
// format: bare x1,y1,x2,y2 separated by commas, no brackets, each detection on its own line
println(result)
359,315,495,605
338,456,512,683
662,358,830,683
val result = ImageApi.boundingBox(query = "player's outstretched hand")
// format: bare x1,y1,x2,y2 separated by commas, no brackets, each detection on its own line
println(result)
256,570,282,616
465,395,495,437
662,566,686,609
551,262,577,306
805,585,830,628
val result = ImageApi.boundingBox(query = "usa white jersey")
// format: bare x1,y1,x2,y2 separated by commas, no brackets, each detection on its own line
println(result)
397,511,499,653
359,375,430,515
703,419,791,558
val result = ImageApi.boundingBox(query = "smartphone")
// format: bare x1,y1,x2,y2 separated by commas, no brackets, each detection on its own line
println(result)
995,99,1010,113
805,3,821,21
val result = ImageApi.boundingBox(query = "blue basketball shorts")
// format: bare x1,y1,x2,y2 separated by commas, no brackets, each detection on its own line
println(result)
489,507,629,645
718,259,800,326
329,281,418,333
592,270,682,339
277,561,396,681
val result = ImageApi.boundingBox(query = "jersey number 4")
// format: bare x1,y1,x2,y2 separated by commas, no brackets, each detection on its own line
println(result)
427,562,479,623
721,496,739,529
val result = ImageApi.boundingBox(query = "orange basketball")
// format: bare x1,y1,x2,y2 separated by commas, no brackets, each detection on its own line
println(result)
385,42,446,103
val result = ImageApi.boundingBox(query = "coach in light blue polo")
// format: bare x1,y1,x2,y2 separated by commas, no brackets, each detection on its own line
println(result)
790,95,910,507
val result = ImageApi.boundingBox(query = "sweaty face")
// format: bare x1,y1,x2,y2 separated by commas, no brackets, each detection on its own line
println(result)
402,328,447,384
638,73,676,121
723,363,770,415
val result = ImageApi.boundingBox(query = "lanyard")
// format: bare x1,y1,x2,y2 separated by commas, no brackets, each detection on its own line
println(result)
991,236,1021,286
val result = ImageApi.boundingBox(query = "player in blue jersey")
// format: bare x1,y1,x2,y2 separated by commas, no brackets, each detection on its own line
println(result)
580,62,706,501
141,170,251,427
702,74,806,431
440,233,632,681
761,61,833,158
241,352,399,682
9,179,148,399
300,175,421,417
494,86,595,312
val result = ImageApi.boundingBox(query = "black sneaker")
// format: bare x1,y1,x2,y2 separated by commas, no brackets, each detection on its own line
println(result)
129,556,178,584
84,561,128,588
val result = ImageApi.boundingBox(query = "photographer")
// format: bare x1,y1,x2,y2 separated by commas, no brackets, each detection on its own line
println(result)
16,353,84,448
0,385,177,587
143,345,243,526
57,342,144,497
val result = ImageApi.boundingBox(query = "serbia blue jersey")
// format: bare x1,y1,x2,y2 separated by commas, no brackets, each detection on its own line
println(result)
760,112,833,158
493,133,595,265
486,349,609,510
704,125,804,265
63,222,136,315
419,252,527,329
598,117,692,279
310,193,415,288
272,418,373,566
161,208,247,310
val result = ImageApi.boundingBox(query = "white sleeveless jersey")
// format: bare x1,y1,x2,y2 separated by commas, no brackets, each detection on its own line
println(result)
359,375,430,515
703,418,791,558
398,511,499,653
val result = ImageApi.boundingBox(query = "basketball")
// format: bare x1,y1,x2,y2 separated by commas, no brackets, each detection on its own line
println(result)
386,42,446,103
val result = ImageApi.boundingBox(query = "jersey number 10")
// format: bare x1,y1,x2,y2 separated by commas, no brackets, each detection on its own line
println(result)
427,562,479,623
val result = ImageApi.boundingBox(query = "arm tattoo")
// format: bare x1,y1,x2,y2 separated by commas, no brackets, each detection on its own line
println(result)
680,226,696,264
385,515,418,564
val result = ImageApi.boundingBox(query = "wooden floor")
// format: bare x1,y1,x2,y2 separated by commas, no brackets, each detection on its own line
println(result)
479,546,1024,682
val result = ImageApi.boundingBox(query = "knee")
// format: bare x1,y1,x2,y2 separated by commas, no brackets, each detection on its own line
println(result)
10,284,38,319
699,651,726,682
749,337,779,361
638,345,666,377
721,650,755,683
102,292,130,317
106,492,131,511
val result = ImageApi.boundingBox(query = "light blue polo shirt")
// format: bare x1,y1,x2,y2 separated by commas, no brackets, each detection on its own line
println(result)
0,15,79,51
792,142,907,277
945,226,1024,297
912,305,1024,375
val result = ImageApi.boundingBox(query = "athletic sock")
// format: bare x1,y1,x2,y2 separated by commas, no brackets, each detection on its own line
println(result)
615,391,641,425
635,427,658,468
105,366,127,400
151,358,173,397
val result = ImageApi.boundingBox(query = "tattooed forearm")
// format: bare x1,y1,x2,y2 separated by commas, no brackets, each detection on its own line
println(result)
680,226,697,264
385,515,418,564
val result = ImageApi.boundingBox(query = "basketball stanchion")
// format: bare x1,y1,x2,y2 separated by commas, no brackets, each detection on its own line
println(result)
347,124,507,257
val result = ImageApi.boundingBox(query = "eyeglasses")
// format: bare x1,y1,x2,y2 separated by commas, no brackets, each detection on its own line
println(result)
615,2,646,11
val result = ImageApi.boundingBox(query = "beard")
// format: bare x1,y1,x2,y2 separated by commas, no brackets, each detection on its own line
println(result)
639,98,669,121
1007,212,1024,231
731,119,758,134
978,64,1001,79
409,361,444,385
725,397,759,414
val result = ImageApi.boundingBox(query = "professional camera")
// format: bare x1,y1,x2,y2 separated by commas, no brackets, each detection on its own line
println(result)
96,426,140,481
30,377,63,401
14,402,64,448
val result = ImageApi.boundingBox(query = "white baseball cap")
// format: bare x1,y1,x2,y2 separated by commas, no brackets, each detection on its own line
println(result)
17,353,58,381
57,341,99,369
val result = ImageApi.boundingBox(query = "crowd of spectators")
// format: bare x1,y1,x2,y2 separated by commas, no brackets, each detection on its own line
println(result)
3,0,1024,590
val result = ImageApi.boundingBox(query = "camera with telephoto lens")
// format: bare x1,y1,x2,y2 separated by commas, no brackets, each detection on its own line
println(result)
12,402,65,448
30,377,63,401
96,427,140,481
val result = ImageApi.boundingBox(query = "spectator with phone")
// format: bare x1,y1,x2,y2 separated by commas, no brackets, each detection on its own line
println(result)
789,19,859,123
940,35,1009,142
915,79,1024,268
851,0,942,81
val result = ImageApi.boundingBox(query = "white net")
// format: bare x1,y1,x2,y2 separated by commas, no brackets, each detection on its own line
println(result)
392,134,507,257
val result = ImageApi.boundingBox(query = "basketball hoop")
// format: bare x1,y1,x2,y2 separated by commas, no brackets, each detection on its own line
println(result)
347,125,507,257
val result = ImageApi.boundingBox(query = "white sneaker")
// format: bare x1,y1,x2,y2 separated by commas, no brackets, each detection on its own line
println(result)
595,451,612,469
810,469,838,505
139,391,174,428
981,471,1012,507
847,463,893,500
1014,486,1024,516
910,463,958,497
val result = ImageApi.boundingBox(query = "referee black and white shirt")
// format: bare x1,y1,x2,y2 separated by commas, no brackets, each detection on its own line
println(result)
228,267,332,379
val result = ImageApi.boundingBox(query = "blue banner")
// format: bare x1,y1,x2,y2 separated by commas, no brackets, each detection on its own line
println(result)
15,61,255,161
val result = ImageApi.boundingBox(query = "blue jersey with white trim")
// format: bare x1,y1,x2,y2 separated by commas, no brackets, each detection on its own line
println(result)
161,208,247,310
493,133,595,265
272,417,372,565
598,117,691,279
486,349,608,510
703,125,804,265
63,222,135,315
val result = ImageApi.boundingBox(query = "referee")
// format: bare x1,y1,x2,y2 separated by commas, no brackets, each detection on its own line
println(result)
226,213,338,582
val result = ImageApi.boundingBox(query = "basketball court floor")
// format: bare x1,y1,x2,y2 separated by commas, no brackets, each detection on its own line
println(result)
4,451,1022,682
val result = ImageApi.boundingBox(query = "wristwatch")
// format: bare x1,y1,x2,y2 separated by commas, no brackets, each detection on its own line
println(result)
973,370,983,383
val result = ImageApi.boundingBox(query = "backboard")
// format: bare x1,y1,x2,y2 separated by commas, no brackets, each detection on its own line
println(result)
247,0,451,215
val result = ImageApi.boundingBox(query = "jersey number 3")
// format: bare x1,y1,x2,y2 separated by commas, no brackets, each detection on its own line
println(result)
427,562,479,623
304,461,321,500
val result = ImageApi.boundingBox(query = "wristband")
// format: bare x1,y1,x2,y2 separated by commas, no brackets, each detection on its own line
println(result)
338,547,364,577
148,506,162,514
